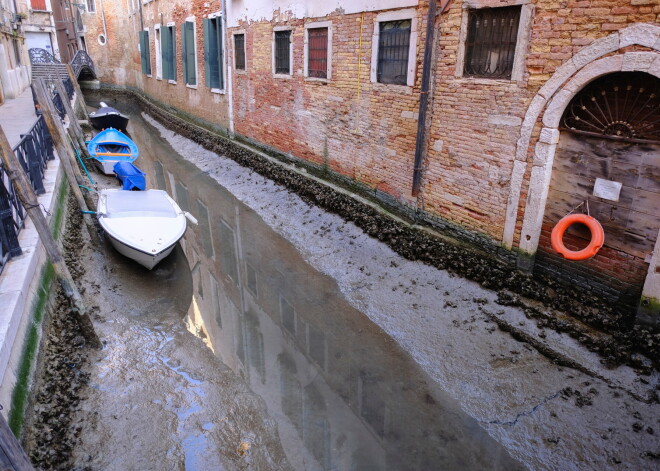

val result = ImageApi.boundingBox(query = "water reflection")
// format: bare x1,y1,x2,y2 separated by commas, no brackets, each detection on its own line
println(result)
126,108,524,471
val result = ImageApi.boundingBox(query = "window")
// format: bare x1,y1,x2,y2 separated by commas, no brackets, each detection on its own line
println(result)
161,25,176,81
377,20,411,85
463,6,521,79
182,20,197,86
86,0,96,13
139,30,151,75
204,16,224,90
155,26,162,78
274,29,291,75
305,24,330,80
31,0,47,10
371,10,417,87
234,33,245,71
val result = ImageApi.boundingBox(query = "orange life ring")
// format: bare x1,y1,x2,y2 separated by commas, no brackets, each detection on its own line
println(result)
550,214,605,261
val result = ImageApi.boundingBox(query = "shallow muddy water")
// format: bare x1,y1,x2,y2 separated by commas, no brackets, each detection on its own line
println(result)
70,100,526,470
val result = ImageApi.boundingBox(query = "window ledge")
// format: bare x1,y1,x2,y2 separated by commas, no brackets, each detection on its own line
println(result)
273,73,292,80
304,77,329,84
146,74,152,78
235,69,247,75
455,76,519,86
371,82,413,95
168,80,177,85
211,88,226,95
186,83,198,89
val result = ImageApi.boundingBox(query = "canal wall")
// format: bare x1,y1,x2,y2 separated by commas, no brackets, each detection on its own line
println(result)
87,85,659,370
0,156,65,432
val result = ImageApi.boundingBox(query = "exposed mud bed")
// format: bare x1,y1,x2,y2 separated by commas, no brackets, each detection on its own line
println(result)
96,88,659,370
22,194,92,470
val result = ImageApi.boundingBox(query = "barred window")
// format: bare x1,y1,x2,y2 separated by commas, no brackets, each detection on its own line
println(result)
234,34,245,70
307,27,328,79
274,30,291,75
377,20,411,85
464,6,521,79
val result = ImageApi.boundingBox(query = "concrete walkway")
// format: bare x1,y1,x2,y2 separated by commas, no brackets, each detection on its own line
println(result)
0,87,39,148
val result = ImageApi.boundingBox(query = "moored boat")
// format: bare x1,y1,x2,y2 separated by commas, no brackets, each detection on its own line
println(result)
97,189,187,269
88,128,139,175
89,102,129,132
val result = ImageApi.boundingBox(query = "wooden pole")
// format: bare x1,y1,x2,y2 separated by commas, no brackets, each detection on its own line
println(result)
52,78,88,157
0,412,34,471
32,79,98,244
35,78,86,186
0,127,101,349
66,64,90,122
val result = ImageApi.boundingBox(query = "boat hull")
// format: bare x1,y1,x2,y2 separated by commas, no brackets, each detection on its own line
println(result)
89,108,129,132
97,189,187,270
105,234,177,270
88,128,139,175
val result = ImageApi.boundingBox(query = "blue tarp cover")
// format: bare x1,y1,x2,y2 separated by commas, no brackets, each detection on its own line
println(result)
113,161,147,191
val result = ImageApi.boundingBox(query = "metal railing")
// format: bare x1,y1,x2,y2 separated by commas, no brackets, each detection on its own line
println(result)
70,50,96,80
0,81,64,275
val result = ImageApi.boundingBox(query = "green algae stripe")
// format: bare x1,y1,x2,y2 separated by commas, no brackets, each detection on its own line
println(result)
8,264,55,437
9,177,67,437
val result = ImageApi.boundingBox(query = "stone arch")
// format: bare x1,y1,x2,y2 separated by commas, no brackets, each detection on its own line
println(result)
501,23,660,253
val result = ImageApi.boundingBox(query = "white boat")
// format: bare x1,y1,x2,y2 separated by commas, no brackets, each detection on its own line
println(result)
97,189,187,269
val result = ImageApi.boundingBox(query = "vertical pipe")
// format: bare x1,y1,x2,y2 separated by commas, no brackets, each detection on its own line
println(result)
411,0,438,196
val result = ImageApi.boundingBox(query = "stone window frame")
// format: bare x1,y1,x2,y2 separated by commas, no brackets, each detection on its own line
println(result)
272,25,293,79
304,20,332,83
233,29,247,75
455,0,534,83
207,11,227,95
370,8,418,89
154,24,162,80
184,16,198,89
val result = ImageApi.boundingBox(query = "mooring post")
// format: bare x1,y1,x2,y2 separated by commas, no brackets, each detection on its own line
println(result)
66,64,90,122
0,412,35,470
0,127,101,349
32,79,99,245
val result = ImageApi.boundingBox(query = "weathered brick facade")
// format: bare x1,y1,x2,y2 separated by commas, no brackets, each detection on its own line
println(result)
82,0,660,309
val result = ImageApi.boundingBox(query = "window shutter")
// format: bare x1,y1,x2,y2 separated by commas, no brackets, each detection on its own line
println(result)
217,19,224,89
139,31,146,74
161,27,170,80
171,27,177,81
181,24,188,84
203,19,211,88
186,23,196,86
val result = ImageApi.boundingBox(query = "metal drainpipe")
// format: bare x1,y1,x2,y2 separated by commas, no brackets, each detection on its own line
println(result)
411,0,452,197
224,0,234,136
98,0,108,44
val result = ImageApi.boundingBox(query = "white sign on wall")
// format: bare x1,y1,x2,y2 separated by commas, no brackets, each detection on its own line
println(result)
593,178,622,202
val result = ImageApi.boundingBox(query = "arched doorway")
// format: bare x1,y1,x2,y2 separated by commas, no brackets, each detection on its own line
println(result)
535,72,660,307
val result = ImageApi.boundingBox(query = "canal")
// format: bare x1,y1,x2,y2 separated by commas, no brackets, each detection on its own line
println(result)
63,98,525,470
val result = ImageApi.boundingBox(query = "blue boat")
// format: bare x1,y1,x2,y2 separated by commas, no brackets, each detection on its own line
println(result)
87,128,139,175
113,161,146,191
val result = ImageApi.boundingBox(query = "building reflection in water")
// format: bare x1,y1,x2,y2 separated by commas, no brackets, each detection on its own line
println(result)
138,119,524,471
